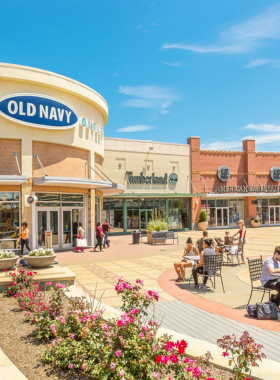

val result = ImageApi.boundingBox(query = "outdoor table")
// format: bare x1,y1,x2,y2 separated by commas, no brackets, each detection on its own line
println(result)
271,273,280,277
183,255,200,261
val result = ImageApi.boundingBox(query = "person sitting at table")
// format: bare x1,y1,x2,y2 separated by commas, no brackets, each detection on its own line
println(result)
192,238,216,289
224,230,233,246
174,237,199,283
260,246,280,306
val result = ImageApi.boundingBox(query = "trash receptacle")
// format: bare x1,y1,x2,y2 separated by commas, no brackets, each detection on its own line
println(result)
132,231,140,244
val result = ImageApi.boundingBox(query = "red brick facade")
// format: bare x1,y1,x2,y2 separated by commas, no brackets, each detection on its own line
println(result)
0,139,21,175
188,137,280,226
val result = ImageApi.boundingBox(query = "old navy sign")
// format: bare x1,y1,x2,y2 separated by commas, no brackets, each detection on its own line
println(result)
215,185,280,193
0,94,78,129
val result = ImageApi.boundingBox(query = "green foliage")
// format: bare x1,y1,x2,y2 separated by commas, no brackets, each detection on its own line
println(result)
198,210,207,222
0,250,15,259
147,219,168,231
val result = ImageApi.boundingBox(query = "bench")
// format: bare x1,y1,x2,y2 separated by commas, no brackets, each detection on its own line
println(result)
140,230,147,243
152,231,178,245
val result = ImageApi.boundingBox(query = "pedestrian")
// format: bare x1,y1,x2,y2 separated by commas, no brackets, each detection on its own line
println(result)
233,219,246,264
102,218,116,249
75,222,85,252
19,222,31,255
93,222,105,252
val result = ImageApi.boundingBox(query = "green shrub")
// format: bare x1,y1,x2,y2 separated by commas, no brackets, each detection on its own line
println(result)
198,210,207,222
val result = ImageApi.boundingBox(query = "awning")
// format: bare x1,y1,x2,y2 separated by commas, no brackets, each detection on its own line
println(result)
33,176,124,193
103,192,203,198
206,192,280,198
0,175,28,185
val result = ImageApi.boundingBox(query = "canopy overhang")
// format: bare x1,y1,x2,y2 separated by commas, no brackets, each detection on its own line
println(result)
0,175,28,185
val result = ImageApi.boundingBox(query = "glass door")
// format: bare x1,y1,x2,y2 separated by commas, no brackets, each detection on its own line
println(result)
276,207,280,224
269,207,275,224
216,208,229,227
223,208,229,227
62,210,72,249
37,209,59,250
139,209,153,231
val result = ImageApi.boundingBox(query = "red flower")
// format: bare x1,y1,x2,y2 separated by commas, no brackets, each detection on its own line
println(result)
155,356,162,364
4,269,7,272
34,283,37,285
222,352,229,357
178,346,185,354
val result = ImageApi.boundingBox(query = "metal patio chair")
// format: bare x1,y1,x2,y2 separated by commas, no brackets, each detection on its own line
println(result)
247,256,271,305
226,242,243,266
197,253,225,294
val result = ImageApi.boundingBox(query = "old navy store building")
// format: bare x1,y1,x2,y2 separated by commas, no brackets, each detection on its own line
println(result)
0,63,124,251
188,137,280,229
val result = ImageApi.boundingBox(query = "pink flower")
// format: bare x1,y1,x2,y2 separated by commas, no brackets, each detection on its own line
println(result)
51,340,56,346
142,326,148,331
13,294,17,298
136,279,144,286
129,316,134,323
119,370,125,376
152,372,159,379
117,319,125,327
81,364,85,370
115,350,122,357
138,333,144,338
222,352,229,357
57,338,61,344
130,308,138,315
150,332,154,337
69,333,74,339
110,362,116,370
68,363,73,369
46,281,52,286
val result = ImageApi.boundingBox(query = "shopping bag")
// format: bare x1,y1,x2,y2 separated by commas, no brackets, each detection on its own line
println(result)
76,238,87,247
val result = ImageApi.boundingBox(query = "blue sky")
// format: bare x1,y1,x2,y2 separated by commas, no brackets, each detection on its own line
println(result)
1,1,280,151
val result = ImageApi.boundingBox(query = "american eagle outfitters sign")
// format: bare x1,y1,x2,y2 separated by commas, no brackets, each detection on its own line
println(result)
126,171,168,185
215,185,280,193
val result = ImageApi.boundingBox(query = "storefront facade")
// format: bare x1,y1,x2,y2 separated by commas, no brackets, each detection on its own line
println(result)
102,138,199,234
0,63,123,251
188,137,280,229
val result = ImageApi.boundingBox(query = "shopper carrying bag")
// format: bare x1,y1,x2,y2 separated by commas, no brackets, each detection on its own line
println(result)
75,222,86,252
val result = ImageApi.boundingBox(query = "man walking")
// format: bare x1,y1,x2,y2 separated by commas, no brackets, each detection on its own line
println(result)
102,219,116,249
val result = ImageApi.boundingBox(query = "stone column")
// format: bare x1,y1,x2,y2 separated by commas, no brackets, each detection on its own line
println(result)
88,189,96,246
187,137,201,230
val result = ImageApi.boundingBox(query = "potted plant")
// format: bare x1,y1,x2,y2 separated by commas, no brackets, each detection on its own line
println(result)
146,219,168,245
197,210,208,232
25,248,56,268
0,250,17,271
250,217,261,228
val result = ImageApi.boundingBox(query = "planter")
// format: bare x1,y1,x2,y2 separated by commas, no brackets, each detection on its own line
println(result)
0,257,18,271
25,254,57,268
146,230,167,245
197,221,208,232
250,219,260,228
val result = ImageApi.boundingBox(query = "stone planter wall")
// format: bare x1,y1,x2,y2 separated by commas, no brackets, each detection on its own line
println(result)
0,257,17,271
25,254,57,268
146,230,167,245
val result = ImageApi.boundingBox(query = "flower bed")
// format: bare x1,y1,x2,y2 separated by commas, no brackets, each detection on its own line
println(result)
29,248,55,256
0,250,17,270
0,250,15,259
0,270,266,380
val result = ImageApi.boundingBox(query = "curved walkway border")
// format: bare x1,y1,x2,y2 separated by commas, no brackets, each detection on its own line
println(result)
158,268,280,333
0,348,28,380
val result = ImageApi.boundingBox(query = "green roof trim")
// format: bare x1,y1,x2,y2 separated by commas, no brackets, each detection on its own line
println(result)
103,193,203,198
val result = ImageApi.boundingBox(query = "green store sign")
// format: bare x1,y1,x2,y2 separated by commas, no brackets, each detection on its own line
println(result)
126,171,178,185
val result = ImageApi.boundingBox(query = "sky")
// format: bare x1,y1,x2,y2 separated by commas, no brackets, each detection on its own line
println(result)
1,0,280,151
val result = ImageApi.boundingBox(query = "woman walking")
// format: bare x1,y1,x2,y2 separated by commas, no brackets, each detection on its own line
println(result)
20,222,31,255
233,219,246,264
93,222,105,252
75,222,85,252
174,237,199,282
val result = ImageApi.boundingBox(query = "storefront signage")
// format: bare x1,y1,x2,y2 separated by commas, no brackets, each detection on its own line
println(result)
169,173,178,185
45,231,52,249
79,117,103,135
217,165,230,182
126,171,168,185
0,93,78,129
270,167,280,182
215,185,280,193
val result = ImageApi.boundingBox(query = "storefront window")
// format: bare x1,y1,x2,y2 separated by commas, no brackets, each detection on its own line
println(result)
257,198,280,224
95,196,101,225
168,198,190,229
103,199,124,232
0,192,20,251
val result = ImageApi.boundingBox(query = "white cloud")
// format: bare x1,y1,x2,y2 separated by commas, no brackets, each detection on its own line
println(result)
244,123,280,132
244,58,280,68
119,85,180,114
136,25,143,29
201,140,242,150
117,125,155,132
151,22,161,26
162,5,280,54
161,61,182,67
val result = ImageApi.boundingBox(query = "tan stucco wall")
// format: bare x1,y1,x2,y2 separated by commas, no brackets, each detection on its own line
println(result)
104,138,191,194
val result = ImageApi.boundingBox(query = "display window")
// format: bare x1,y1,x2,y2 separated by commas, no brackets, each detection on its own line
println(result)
0,192,20,251
257,197,280,225
201,198,244,228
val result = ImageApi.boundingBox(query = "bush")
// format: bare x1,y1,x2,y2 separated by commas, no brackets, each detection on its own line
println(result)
198,210,207,223
6,269,38,296
147,219,168,231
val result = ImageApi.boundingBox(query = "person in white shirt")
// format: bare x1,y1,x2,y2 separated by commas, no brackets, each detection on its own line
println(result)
192,239,216,289
260,246,280,306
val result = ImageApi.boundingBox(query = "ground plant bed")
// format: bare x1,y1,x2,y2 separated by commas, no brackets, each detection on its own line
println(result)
0,270,265,380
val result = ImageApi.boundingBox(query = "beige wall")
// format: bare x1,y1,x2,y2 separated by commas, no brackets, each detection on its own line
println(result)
104,138,191,194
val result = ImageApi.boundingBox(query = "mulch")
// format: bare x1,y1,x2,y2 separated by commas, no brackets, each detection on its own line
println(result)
0,293,233,380
0,293,90,380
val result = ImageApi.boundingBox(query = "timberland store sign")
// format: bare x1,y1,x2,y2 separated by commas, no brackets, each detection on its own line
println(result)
126,172,178,187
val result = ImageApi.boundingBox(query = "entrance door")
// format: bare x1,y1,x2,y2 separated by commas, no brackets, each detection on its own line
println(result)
37,209,59,250
139,209,153,231
269,207,275,224
216,208,229,227
62,209,82,249
269,206,280,224
276,207,280,224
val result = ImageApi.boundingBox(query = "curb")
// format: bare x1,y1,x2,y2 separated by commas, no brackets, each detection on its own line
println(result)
0,348,28,380
66,285,280,380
